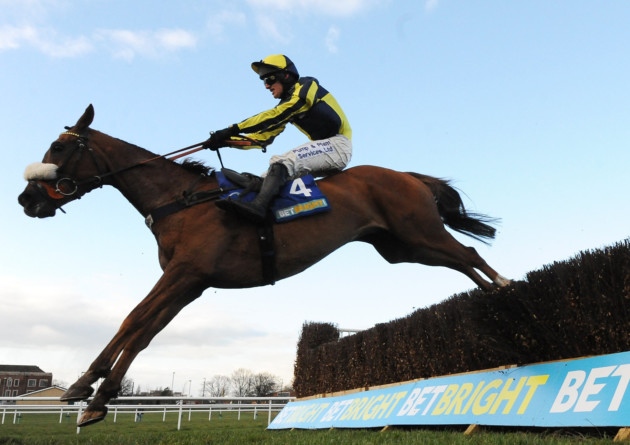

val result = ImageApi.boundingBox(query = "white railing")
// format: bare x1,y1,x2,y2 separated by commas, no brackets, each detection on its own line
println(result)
0,395,293,434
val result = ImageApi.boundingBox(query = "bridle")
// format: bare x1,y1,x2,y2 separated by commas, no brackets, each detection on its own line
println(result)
45,130,108,198
28,126,264,218
36,129,207,202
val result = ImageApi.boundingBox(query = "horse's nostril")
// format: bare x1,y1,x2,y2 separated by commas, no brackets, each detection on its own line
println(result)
18,192,29,206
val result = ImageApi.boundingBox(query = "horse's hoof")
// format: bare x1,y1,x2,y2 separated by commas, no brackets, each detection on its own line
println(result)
493,274,512,288
60,383,94,402
78,406,108,427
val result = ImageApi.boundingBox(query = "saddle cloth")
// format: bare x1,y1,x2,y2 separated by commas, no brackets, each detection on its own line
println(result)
216,171,330,223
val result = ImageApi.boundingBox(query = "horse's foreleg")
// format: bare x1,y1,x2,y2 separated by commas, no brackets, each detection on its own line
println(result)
62,268,206,425
61,305,154,402
77,348,145,426
60,340,127,402
77,281,204,426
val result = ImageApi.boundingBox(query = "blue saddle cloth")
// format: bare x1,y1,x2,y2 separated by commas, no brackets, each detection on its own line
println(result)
216,171,330,223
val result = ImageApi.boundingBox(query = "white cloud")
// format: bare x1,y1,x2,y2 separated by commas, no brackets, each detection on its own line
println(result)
325,26,340,53
0,274,298,390
255,15,292,44
155,29,197,51
0,0,67,22
247,0,384,17
95,28,197,61
425,0,440,12
207,10,247,41
0,25,35,50
0,24,92,57
0,24,196,60
243,0,385,48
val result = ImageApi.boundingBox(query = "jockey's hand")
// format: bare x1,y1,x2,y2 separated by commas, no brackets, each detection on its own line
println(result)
203,125,238,150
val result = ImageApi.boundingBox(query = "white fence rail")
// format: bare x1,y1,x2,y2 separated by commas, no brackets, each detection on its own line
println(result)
0,395,293,434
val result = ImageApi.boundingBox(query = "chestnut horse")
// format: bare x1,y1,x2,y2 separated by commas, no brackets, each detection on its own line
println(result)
18,105,510,426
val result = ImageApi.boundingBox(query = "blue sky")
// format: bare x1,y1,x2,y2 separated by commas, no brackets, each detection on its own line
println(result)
2,0,629,395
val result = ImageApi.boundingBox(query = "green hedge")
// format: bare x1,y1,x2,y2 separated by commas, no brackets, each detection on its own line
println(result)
294,239,630,397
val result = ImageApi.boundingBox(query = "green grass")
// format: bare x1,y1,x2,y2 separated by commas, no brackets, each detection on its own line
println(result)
0,410,620,444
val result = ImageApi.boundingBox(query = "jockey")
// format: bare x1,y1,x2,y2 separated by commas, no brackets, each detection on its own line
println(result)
204,54,352,223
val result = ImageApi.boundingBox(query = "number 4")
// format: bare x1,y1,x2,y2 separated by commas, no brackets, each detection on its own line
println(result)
289,178,312,197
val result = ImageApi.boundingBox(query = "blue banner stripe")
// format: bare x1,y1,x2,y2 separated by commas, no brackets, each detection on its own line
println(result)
269,351,630,429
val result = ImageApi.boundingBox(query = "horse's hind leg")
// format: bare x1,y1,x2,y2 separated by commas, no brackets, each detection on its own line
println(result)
446,243,511,290
359,171,510,291
367,231,510,291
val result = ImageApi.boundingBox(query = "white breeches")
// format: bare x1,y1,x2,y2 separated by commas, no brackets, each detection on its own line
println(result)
264,135,352,179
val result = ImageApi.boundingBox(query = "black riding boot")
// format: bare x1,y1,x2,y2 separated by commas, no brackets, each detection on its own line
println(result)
216,163,288,222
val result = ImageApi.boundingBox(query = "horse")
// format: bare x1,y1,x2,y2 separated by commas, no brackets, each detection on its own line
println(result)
17,104,511,426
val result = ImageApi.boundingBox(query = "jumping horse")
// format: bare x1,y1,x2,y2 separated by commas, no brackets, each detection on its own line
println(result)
17,105,511,426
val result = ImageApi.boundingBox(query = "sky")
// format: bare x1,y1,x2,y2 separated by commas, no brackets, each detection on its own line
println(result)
1,0,629,397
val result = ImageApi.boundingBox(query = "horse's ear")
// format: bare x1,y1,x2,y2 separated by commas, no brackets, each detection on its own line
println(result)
75,104,95,131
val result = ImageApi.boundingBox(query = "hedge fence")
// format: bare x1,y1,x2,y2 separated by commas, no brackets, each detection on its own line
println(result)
293,239,630,397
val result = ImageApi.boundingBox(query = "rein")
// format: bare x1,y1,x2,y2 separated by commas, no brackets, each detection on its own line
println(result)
90,140,208,182
44,130,262,222
59,131,264,185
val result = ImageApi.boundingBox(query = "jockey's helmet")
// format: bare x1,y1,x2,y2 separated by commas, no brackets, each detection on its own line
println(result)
251,54,299,80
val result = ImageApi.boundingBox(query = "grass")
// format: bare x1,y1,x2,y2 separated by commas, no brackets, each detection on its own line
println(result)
0,410,621,444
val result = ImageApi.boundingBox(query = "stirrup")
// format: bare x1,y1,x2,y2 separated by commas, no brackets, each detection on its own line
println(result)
217,198,267,223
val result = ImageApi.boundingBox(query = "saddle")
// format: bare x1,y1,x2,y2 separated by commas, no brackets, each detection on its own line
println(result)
218,168,332,286
217,168,330,223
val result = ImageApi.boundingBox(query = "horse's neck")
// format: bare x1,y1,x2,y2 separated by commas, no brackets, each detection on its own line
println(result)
99,136,207,217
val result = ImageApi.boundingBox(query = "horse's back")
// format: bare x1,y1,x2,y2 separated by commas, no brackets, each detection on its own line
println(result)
318,165,437,202
313,165,442,235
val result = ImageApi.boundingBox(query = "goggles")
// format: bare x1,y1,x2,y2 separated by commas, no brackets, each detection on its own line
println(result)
263,74,280,86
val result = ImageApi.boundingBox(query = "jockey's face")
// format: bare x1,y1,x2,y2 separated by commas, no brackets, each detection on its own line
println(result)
264,74,285,99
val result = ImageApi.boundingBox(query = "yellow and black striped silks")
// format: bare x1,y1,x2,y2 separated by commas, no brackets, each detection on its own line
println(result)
235,77,351,146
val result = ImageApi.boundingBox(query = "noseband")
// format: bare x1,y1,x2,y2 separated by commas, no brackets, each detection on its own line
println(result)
37,130,109,200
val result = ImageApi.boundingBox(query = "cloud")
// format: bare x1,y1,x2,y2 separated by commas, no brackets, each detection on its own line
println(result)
0,0,65,22
94,28,197,61
247,0,384,17
0,25,34,50
0,277,120,349
425,0,440,12
0,24,92,57
0,274,299,391
242,0,385,47
255,15,292,44
325,26,340,53
206,10,247,41
0,24,196,60
156,29,198,51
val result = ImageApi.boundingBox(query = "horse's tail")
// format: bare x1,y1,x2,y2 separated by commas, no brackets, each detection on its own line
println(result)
407,172,498,244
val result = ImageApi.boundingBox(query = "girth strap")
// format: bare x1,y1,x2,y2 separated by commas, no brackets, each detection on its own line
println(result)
257,222,276,286
145,188,225,229
145,182,277,286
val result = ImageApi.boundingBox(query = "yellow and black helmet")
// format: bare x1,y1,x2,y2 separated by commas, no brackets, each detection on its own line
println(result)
251,54,299,79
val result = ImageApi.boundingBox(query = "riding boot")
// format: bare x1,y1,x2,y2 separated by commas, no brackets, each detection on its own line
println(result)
216,163,288,223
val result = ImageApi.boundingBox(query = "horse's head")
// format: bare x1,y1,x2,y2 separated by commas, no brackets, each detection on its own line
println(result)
18,104,107,218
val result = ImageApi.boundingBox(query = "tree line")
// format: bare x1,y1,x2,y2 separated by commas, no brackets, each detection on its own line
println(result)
114,368,289,398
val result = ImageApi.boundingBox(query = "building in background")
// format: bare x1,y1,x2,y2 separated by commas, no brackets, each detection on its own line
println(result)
16,386,68,406
0,365,53,397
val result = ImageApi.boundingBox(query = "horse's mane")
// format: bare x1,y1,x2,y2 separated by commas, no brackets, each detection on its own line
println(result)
179,159,214,176
107,134,215,176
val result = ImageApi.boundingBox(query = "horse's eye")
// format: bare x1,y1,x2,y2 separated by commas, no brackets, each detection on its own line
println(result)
52,143,65,153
